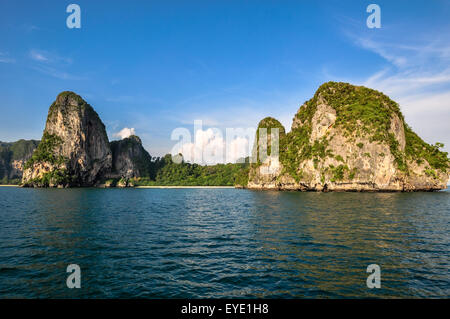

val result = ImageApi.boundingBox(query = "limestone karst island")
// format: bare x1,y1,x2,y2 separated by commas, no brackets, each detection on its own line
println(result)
0,82,449,191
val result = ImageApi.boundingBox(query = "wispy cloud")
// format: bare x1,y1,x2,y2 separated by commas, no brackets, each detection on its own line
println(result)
29,49,73,64
29,49,79,80
30,50,48,62
0,52,15,63
355,38,407,67
24,25,40,32
363,67,450,97
344,30,450,151
31,65,84,80
354,38,450,97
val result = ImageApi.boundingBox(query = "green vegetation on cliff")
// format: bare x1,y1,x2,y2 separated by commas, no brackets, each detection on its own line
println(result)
0,139,39,184
8,139,40,160
278,82,449,181
56,91,86,104
404,125,448,172
253,117,286,165
21,132,76,187
24,132,65,170
24,169,76,187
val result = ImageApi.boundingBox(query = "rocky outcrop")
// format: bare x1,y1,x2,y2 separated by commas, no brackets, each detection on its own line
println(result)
0,140,39,183
109,135,152,179
247,82,449,191
248,117,285,189
22,92,112,187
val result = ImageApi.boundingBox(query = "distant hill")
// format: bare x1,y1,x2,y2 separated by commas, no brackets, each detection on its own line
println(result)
0,139,39,184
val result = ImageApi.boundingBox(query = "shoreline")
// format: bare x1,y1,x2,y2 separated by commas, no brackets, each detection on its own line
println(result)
135,186,235,189
2,184,448,190
0,185,235,189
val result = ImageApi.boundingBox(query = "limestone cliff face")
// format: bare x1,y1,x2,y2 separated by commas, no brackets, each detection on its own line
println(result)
248,117,286,188
109,135,152,180
22,92,112,187
0,140,39,183
247,82,449,191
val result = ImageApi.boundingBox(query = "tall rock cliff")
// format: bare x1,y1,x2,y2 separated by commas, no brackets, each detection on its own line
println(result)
22,92,112,187
109,135,153,181
248,117,286,187
247,82,449,191
0,139,39,183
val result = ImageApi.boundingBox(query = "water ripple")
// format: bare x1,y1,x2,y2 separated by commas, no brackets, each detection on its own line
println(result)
0,187,449,298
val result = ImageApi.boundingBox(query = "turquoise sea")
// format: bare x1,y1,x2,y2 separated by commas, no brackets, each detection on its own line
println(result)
0,187,449,298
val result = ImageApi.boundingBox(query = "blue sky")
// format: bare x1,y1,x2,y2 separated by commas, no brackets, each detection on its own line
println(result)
0,0,449,161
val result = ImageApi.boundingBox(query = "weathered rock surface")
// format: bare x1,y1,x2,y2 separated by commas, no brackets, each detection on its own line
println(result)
22,92,112,187
109,135,152,180
247,82,449,191
0,140,39,183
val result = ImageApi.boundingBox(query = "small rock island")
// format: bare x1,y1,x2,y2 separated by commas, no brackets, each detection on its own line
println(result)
246,82,449,191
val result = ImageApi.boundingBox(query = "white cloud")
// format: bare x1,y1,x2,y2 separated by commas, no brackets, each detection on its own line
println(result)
172,128,254,165
174,128,225,165
114,127,136,139
227,136,251,163
398,91,450,115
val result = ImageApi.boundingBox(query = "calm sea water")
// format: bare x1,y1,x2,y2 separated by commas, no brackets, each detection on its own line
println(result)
0,187,449,298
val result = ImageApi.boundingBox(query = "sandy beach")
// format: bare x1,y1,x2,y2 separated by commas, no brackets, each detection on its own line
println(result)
135,186,235,189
